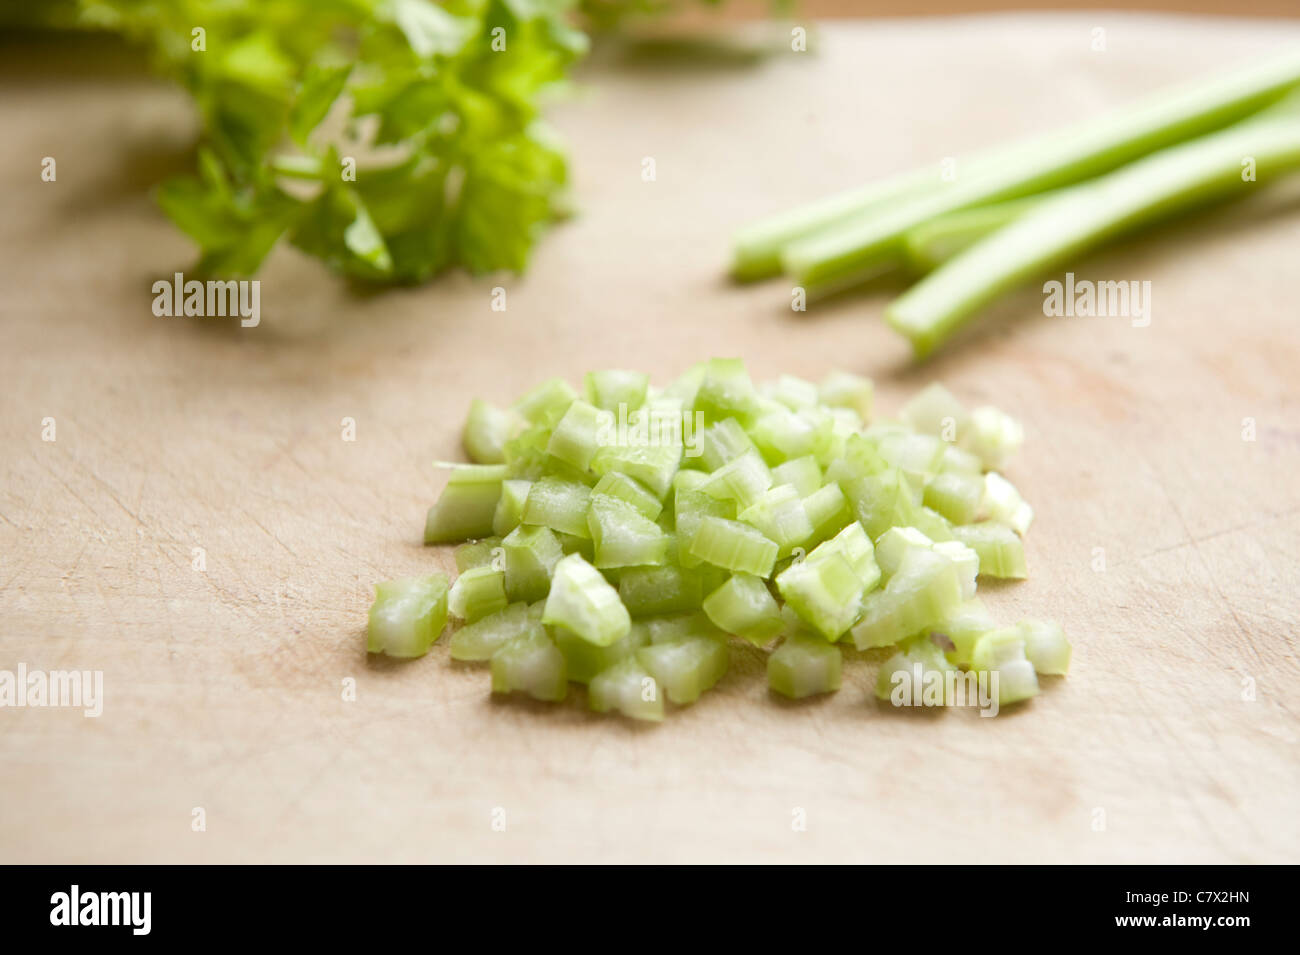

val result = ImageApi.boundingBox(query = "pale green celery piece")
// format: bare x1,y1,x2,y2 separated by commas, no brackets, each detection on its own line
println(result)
637,611,724,644
750,407,833,465
367,574,450,658
765,374,820,411
542,552,631,647
850,546,963,649
911,506,955,543
899,383,969,440
702,573,784,646
502,524,563,603
818,370,874,421
933,540,979,600
555,530,596,561
887,109,1300,356
1018,618,1072,675
463,398,522,465
970,626,1039,705
876,431,946,484
959,406,1024,471
455,536,503,573
662,361,707,407
874,526,934,577
424,464,507,543
690,358,760,426
940,444,984,476
448,565,508,623
492,479,532,538
450,602,538,661
784,51,1300,290
768,633,843,699
701,449,772,509
591,443,681,498
772,455,822,497
823,432,889,485
801,483,853,548
697,418,757,472
501,422,551,481
522,476,593,539
618,563,706,616
776,551,864,641
588,656,664,721
491,629,568,702
951,522,1027,579
689,516,779,577
924,471,983,525
584,369,649,413
874,634,957,704
546,399,609,471
553,624,648,684
592,471,663,520
586,495,670,569
982,472,1034,534
636,635,729,705
847,469,921,540
730,159,963,281
738,485,814,557
901,196,1043,272
812,521,881,589
513,376,578,426
673,471,737,568
933,598,997,667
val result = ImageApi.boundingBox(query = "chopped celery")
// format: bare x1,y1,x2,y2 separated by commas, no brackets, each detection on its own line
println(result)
697,418,757,472
923,471,983,525
501,524,563,603
738,485,814,557
588,657,664,722
514,376,578,426
542,553,631,647
775,552,863,641
960,406,1024,471
814,521,880,588
587,495,670,569
492,479,532,538
818,371,873,421
899,382,969,440
674,471,737,568
951,522,1027,579
876,430,945,483
970,627,1039,705
847,469,920,540
750,407,833,465
982,472,1034,535
801,482,852,546
592,471,662,520
591,443,681,498
491,630,568,702
424,464,507,543
553,624,648,684
875,634,957,705
450,602,539,661
455,536,502,573
367,574,450,658
768,633,842,699
689,516,779,577
463,399,521,465
911,505,955,543
771,455,822,497
546,399,610,472
584,369,649,413
701,449,772,509
448,565,508,623
702,573,784,646
1018,618,1072,675
934,598,997,667
933,540,979,600
850,546,963,649
874,526,934,576
691,358,759,426
636,635,729,705
618,563,706,616
522,476,593,539
636,611,724,645
765,374,820,411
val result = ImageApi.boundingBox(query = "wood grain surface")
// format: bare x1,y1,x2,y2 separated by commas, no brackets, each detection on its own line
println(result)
2,14,1298,863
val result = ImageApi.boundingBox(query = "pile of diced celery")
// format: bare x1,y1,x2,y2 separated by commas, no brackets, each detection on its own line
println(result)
367,359,1070,720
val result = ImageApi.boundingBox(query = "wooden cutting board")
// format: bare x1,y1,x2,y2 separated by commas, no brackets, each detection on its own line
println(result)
2,14,1298,863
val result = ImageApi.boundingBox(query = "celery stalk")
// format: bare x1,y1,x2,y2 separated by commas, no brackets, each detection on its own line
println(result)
902,196,1042,272
887,110,1300,355
784,51,1300,291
